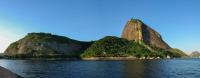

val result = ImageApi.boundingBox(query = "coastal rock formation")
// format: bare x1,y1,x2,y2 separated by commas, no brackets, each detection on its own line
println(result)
0,66,23,78
3,19,188,58
190,51,200,57
121,19,171,50
4,33,92,57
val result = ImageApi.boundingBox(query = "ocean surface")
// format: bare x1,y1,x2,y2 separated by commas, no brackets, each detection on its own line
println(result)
0,59,200,78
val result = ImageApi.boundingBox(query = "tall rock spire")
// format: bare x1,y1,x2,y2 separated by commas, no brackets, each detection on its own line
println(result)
121,19,171,50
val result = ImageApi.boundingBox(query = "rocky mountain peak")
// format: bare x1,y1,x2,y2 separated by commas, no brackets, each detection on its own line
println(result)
121,19,171,50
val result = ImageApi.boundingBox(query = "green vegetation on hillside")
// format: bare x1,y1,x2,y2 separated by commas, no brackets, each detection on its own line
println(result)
127,41,151,58
4,33,187,59
81,36,184,58
81,36,131,57
4,33,93,58
24,33,87,44
170,48,188,58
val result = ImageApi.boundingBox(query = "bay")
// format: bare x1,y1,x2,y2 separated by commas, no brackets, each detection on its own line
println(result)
0,59,200,78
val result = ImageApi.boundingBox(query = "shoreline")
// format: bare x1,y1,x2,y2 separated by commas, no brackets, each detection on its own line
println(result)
81,57,138,60
0,56,176,61
81,57,175,60
0,66,23,78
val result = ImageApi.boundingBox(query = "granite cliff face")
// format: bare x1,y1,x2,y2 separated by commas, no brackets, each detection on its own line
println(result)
4,33,92,57
121,19,171,50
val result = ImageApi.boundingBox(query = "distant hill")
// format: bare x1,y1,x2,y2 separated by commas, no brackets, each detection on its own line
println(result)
190,51,200,58
4,33,93,58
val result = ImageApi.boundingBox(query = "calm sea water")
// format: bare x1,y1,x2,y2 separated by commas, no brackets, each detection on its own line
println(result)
0,59,200,78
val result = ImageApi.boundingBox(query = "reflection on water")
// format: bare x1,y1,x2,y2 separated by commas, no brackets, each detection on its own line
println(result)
122,60,144,78
0,59,200,78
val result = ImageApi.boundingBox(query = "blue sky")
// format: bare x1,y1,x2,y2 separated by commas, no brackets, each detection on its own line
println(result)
0,0,200,53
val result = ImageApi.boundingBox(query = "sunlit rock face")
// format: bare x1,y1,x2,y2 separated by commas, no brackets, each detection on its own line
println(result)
121,19,171,50
4,33,92,56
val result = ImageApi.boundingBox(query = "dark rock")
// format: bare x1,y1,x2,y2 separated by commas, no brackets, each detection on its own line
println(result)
0,66,23,78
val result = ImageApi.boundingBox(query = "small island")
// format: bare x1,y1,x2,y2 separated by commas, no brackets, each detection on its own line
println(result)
2,19,188,60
